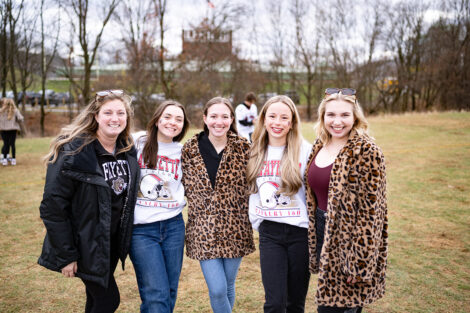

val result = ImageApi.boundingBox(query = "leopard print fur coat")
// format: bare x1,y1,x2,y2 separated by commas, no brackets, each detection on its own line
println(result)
304,132,388,307
182,131,255,260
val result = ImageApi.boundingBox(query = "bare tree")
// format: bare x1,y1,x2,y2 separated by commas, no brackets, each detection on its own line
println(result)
117,0,161,127
16,2,40,109
354,0,387,112
0,2,9,97
386,0,428,112
265,0,288,94
229,49,266,105
152,0,175,98
290,0,327,120
5,0,24,103
177,18,227,110
431,0,470,110
312,0,394,113
318,0,356,88
62,0,121,106
39,0,61,136
176,1,247,110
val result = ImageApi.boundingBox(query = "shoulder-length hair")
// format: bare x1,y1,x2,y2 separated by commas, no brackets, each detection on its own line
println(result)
314,93,369,145
203,97,237,134
0,98,18,120
44,91,134,164
142,100,189,169
247,95,304,196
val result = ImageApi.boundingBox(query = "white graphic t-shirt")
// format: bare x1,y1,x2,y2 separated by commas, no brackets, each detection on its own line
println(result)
235,103,258,140
133,133,186,224
249,140,312,231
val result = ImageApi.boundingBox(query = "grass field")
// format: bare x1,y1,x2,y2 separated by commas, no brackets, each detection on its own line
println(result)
0,112,469,312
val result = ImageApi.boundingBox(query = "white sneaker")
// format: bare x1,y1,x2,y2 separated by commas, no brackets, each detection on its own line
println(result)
10,158,16,166
1,158,7,166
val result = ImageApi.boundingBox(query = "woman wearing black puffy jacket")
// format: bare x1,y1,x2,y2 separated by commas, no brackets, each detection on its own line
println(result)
38,90,140,313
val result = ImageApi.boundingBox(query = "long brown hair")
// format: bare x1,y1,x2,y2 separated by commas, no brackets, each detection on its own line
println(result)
247,95,304,196
203,97,237,134
141,100,189,169
44,91,134,164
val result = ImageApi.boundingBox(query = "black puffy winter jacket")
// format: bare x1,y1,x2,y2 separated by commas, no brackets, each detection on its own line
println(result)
38,138,140,288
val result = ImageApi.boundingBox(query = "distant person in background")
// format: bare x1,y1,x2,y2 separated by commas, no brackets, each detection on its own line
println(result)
0,98,24,166
131,100,189,313
235,92,258,142
305,88,387,313
38,90,140,313
182,97,255,313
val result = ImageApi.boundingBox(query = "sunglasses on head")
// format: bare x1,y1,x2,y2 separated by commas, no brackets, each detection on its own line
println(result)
324,88,356,96
95,89,124,99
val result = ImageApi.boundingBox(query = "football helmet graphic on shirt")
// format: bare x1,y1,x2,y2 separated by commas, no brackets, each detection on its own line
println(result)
259,181,291,209
140,174,171,200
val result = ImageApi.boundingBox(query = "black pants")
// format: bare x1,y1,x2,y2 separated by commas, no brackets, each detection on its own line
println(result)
315,209,362,313
81,237,120,313
1,130,17,158
259,220,310,313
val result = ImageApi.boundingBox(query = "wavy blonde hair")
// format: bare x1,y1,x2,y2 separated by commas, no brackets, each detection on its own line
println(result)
44,92,134,164
314,93,369,144
247,95,303,196
0,98,18,120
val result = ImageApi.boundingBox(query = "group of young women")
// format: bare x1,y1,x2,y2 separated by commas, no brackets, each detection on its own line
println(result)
38,88,388,313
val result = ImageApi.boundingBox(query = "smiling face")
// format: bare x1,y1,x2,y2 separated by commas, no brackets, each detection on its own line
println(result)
264,101,292,146
324,100,355,141
203,102,233,139
156,105,185,143
95,99,127,142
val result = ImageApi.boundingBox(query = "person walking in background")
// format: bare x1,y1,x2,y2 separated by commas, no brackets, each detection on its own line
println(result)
247,95,312,313
130,100,189,313
0,98,24,166
182,97,255,313
38,90,140,313
235,92,258,142
305,88,387,313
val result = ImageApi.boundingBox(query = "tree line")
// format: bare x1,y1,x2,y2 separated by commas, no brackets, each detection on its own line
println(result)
0,0,468,132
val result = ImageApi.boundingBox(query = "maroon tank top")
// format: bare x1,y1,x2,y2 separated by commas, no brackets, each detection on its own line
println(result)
307,154,333,212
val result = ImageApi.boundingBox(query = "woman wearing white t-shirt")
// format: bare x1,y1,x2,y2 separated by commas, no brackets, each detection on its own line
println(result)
247,95,312,313
131,100,189,313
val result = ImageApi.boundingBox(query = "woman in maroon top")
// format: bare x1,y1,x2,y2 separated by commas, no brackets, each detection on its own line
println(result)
305,88,387,313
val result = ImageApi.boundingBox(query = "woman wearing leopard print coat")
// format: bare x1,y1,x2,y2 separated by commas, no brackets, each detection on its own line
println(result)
182,97,255,313
305,88,387,313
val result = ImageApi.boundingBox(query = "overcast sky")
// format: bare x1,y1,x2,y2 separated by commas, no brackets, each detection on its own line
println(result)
112,0,448,62
86,0,274,63
149,0,268,59
41,0,449,64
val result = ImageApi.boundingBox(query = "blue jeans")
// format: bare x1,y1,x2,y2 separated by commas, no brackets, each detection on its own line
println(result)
130,213,185,313
199,257,242,313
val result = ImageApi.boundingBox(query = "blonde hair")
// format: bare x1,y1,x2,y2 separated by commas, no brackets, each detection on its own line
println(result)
44,92,134,164
0,98,18,120
314,93,369,144
247,95,303,196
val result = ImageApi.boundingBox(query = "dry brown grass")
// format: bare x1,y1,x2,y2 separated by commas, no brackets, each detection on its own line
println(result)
0,111,469,312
